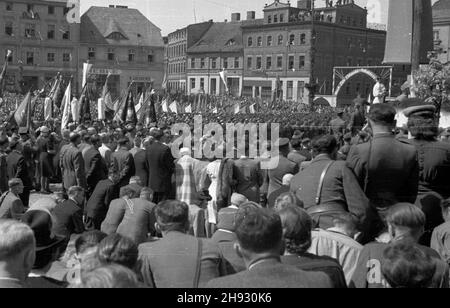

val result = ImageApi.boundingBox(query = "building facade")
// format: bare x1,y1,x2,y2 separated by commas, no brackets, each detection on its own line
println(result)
80,5,164,98
0,0,80,92
166,22,213,93
242,0,387,105
186,19,244,97
433,0,450,64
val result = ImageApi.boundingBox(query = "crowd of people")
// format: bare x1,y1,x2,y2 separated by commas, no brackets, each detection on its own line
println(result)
0,93,450,289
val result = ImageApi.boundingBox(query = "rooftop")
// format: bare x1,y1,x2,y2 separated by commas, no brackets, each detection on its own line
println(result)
187,22,244,54
433,0,450,20
81,6,164,47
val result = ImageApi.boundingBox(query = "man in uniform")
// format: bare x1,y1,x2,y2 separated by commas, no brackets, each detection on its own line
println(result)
19,128,37,192
60,132,86,194
330,109,347,146
347,104,419,241
110,138,135,190
348,103,366,136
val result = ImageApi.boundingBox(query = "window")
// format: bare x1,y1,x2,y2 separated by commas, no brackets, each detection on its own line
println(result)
190,58,195,69
26,52,34,65
289,34,295,45
268,15,272,24
63,53,70,62
277,56,283,68
48,6,55,15
288,56,294,70
257,37,262,47
24,23,36,38
5,21,13,36
62,30,70,40
300,33,306,44
210,78,217,95
107,48,115,61
88,47,95,59
297,81,305,100
287,81,293,100
47,25,55,39
256,56,262,69
299,56,305,69
266,56,272,70
278,35,283,46
267,36,272,46
190,78,196,89
274,15,278,23
367,59,372,66
234,57,239,68
200,58,205,68
211,57,217,69
247,56,252,69
280,14,284,23
47,53,55,62
224,58,228,69
6,3,13,11
434,30,440,41
357,59,363,66
347,17,351,24
128,49,135,62
248,37,253,47
200,78,204,89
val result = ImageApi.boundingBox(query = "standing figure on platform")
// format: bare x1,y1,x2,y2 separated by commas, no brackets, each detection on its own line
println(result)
372,77,387,105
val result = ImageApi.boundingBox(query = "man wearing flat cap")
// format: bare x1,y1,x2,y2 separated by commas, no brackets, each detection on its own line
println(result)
403,102,450,245
347,104,419,242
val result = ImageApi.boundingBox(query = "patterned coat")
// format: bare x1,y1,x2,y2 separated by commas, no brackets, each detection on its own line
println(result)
175,155,199,205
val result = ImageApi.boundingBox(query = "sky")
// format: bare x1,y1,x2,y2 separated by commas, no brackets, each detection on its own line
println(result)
79,0,438,36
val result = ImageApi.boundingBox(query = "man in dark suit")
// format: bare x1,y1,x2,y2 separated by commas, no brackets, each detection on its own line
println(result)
134,137,153,187
83,135,108,199
288,136,307,167
85,171,120,230
348,104,367,136
7,136,32,207
0,179,26,220
138,200,223,288
264,138,299,197
145,129,174,203
0,220,35,288
60,133,86,193
53,186,85,238
347,104,419,239
206,206,333,288
110,138,135,190
233,153,263,203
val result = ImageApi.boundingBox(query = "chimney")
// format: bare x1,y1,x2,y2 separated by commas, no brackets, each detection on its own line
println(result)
247,11,256,20
297,0,311,10
231,13,241,22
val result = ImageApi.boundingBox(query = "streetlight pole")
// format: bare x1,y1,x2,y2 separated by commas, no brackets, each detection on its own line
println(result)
307,0,317,106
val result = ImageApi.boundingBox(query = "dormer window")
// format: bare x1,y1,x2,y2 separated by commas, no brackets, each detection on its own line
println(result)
226,39,236,46
107,32,126,40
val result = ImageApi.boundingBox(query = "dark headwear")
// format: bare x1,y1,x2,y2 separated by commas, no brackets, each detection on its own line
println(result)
403,105,436,118
368,104,396,125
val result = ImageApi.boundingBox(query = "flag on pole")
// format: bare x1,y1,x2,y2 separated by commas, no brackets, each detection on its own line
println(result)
135,92,144,115
185,104,192,113
14,92,32,128
162,99,168,112
234,102,240,114
71,97,79,123
169,101,178,114
61,81,72,129
82,62,93,88
44,97,53,121
249,104,256,114
0,50,12,98
213,107,218,114
219,69,229,93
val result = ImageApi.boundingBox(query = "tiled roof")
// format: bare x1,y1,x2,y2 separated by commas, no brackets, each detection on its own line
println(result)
81,6,164,47
187,22,243,54
433,0,450,19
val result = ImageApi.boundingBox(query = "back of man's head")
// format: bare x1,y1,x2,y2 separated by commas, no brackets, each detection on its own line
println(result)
155,200,189,233
382,240,436,288
312,135,338,156
0,220,35,279
387,203,426,240
278,207,312,255
368,104,396,127
234,207,283,254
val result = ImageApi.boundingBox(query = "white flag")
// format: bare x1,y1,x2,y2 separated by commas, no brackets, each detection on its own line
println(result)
213,107,218,114
249,104,256,114
234,102,240,114
219,69,229,93
98,98,105,120
169,101,178,114
71,97,79,123
61,82,72,130
44,97,53,121
162,100,168,112
185,104,192,113
135,93,144,114
82,62,93,88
